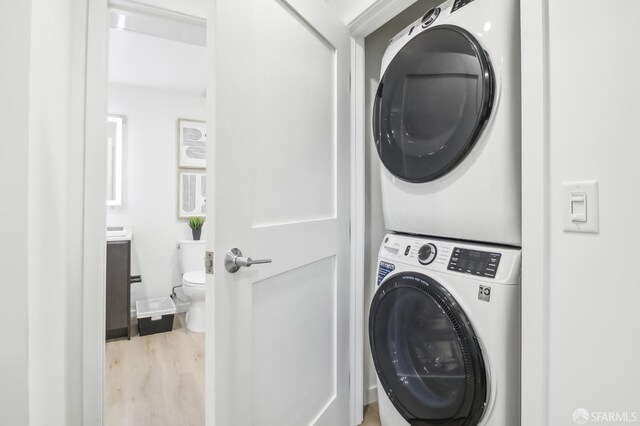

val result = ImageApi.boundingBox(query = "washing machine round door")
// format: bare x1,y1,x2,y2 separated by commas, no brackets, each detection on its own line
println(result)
373,25,494,183
369,272,487,425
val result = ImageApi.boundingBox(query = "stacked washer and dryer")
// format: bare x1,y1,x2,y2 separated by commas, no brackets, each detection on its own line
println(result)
369,0,521,425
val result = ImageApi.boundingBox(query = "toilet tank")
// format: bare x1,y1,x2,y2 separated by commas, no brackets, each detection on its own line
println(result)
178,240,206,273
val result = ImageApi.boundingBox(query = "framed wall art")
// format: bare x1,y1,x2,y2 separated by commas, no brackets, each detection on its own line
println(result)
179,170,206,218
178,119,206,168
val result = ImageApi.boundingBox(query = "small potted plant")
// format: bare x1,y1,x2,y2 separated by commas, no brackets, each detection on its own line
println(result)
188,216,205,241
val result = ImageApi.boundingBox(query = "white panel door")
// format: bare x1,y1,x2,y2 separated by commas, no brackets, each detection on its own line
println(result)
207,0,351,425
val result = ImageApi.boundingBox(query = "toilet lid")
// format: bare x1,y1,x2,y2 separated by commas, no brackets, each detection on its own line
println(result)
183,270,205,286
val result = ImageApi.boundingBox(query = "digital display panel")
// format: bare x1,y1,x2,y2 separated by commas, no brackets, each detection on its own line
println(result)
448,248,501,278
451,0,477,13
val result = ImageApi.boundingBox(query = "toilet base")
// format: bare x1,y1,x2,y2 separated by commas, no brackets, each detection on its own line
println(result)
185,304,205,333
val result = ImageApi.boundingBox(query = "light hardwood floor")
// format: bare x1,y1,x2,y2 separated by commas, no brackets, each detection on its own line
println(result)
107,316,379,426
105,314,204,426
360,403,381,426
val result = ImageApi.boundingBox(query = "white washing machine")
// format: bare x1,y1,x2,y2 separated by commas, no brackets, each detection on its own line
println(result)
369,233,520,425
373,0,521,246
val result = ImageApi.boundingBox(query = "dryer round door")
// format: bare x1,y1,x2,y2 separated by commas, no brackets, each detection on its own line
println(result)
369,272,487,425
373,25,494,183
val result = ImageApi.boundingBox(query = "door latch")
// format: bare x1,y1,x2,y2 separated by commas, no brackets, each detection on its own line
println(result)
205,251,214,275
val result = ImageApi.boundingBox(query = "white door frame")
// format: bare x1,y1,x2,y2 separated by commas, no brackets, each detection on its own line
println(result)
83,0,109,424
519,0,549,424
82,1,550,425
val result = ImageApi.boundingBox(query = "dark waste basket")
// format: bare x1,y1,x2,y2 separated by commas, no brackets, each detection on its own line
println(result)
136,297,176,336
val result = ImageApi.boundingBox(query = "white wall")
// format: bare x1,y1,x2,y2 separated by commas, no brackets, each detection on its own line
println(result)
0,2,31,424
0,0,87,424
107,83,207,308
362,0,439,404
545,1,640,422
27,0,79,423
109,29,207,96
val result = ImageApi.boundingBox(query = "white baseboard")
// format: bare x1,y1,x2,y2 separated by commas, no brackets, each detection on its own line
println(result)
365,385,378,405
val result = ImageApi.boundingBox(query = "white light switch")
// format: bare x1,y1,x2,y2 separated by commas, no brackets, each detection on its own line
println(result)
563,181,599,233
570,192,587,222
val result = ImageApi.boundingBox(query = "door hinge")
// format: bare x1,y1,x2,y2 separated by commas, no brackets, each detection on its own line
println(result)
205,251,214,275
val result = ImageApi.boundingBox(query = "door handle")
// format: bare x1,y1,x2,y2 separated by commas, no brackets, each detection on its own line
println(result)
224,248,272,273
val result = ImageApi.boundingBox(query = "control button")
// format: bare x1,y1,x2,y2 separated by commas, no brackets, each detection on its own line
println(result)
404,245,411,256
418,243,437,265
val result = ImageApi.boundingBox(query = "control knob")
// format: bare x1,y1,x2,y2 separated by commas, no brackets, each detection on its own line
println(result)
418,243,437,265
421,7,440,27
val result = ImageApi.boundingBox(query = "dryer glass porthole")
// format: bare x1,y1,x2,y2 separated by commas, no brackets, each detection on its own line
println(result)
373,25,494,183
369,272,487,425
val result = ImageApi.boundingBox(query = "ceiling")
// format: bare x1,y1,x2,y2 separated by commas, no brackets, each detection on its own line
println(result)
323,0,375,25
108,27,207,96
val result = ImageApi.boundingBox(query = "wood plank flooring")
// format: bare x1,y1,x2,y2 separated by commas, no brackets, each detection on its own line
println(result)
105,314,204,426
360,403,381,426
107,314,379,426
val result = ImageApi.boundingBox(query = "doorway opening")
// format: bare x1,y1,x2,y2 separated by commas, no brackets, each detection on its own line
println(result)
103,3,207,424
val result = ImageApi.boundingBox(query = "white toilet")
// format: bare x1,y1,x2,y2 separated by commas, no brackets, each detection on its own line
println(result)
178,240,206,332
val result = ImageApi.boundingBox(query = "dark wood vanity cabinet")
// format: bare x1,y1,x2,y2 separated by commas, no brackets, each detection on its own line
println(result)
106,240,131,340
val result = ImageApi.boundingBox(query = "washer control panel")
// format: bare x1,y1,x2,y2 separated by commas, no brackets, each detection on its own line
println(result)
448,247,501,278
379,233,520,284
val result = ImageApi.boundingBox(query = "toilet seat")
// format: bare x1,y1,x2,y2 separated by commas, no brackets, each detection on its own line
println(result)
183,270,205,286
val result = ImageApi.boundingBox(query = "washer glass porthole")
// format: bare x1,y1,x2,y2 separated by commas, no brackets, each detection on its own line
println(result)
369,273,488,424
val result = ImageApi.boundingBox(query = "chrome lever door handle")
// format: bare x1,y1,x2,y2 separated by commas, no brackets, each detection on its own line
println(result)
225,248,272,273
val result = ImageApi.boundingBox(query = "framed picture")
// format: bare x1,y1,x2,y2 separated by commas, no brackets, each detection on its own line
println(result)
179,170,206,218
178,119,206,168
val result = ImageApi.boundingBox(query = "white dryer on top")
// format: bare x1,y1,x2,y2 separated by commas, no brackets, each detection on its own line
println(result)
373,0,521,246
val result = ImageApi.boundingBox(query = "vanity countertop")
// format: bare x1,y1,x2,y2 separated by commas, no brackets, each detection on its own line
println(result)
107,226,132,242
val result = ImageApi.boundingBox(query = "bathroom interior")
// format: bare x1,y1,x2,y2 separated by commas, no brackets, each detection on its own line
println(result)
103,3,207,424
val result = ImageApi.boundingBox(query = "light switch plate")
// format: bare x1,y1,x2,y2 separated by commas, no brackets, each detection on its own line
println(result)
562,181,599,233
